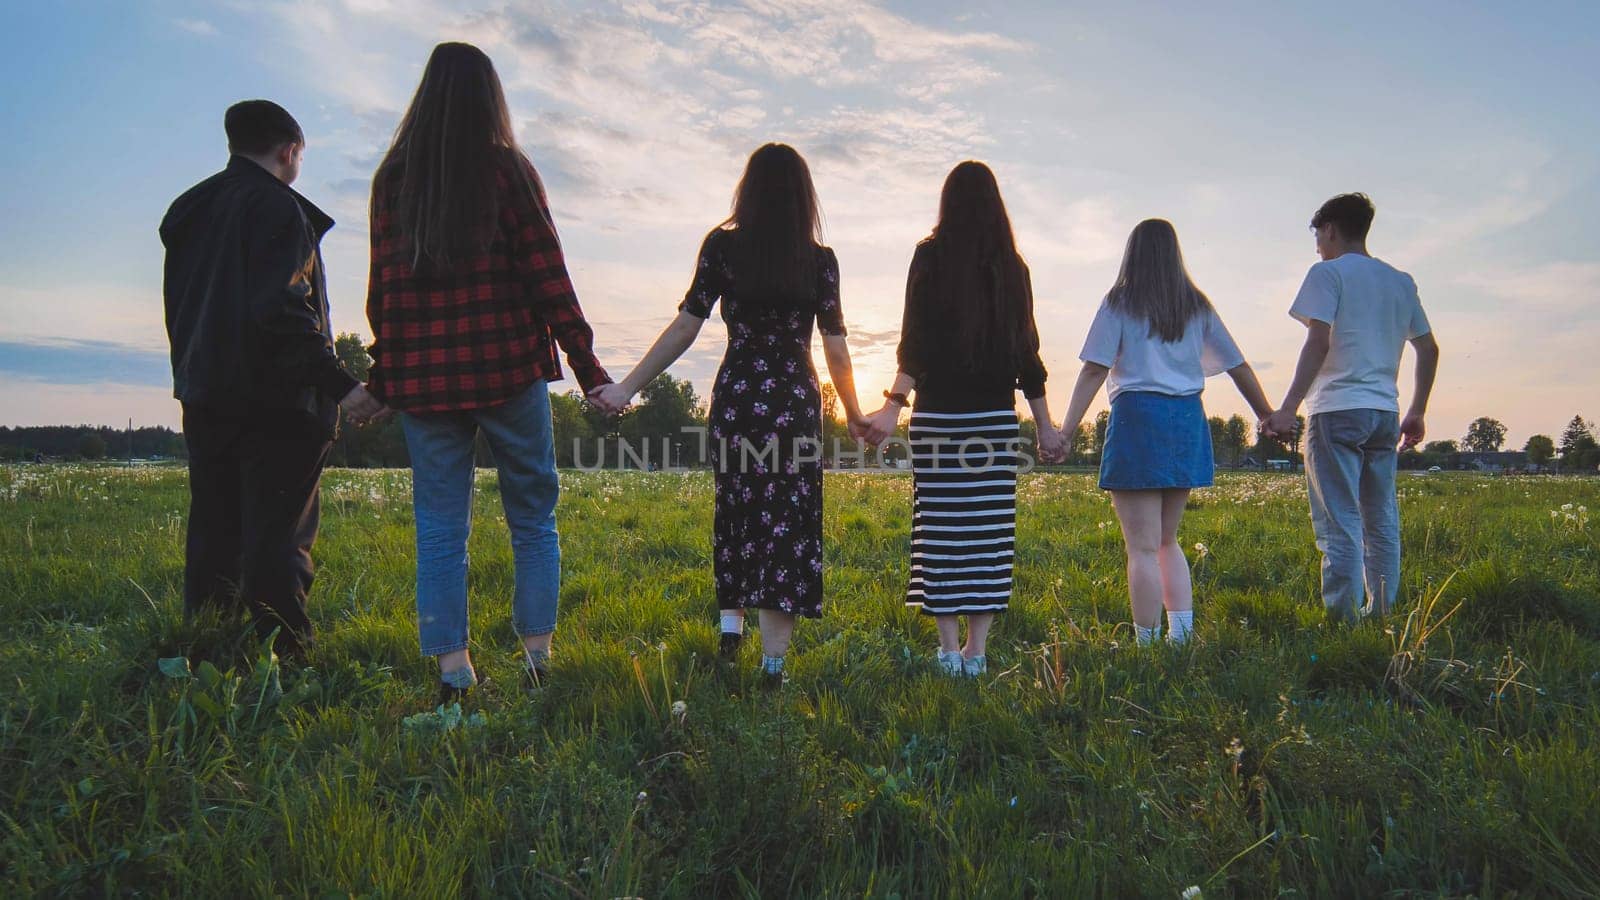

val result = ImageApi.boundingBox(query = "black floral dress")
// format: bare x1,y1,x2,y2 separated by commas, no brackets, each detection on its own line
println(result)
678,228,846,618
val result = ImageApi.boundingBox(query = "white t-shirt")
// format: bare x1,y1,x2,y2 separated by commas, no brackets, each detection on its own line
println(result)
1078,298,1246,402
1288,254,1431,416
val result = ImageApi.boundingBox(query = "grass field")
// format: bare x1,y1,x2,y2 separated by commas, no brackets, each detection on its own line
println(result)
2,465,1598,897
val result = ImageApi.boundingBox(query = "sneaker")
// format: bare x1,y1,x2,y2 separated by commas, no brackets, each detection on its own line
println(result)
936,650,964,677
437,673,487,707
718,631,744,660
522,661,550,690
962,655,987,677
521,648,551,689
759,655,786,690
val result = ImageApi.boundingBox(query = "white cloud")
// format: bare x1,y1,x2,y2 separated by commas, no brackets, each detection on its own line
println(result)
1454,260,1600,320
229,0,1038,404
0,284,168,350
173,17,218,37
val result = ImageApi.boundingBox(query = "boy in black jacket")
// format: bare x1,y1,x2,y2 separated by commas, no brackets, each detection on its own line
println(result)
160,100,383,659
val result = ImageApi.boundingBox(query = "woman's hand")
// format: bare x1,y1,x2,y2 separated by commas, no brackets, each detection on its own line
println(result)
589,383,633,416
861,404,901,446
846,416,872,443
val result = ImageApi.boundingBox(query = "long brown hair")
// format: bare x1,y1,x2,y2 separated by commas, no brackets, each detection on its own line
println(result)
924,161,1032,369
1105,219,1213,342
374,42,535,272
721,143,824,304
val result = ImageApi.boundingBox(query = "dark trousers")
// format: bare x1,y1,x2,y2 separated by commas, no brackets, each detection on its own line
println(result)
182,405,331,656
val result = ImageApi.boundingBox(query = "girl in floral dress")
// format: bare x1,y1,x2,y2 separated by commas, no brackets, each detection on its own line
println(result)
594,144,866,685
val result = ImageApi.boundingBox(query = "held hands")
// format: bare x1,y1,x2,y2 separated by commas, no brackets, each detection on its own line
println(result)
846,415,873,444
340,384,390,425
1035,422,1067,465
1261,408,1300,442
588,383,633,416
860,404,900,446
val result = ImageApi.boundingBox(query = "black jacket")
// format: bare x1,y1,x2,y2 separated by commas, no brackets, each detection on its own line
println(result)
160,156,356,434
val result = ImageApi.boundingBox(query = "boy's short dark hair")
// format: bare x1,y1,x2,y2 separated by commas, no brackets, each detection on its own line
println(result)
1310,193,1375,241
224,100,304,156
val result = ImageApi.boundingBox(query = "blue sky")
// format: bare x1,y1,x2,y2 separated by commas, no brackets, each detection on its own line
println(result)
2,1,1597,448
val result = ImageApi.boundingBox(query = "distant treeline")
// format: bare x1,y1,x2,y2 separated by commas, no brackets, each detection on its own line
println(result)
9,333,1593,474
0,425,186,462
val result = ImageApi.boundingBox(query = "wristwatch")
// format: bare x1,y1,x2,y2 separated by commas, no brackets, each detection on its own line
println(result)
883,390,909,407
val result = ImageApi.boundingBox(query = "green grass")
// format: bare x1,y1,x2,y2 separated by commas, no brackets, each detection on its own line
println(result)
2,466,1598,897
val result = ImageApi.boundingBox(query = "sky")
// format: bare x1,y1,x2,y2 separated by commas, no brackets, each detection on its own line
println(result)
2,0,1597,448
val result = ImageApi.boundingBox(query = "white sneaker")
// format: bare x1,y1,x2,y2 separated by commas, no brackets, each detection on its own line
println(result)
936,650,964,677
962,655,987,677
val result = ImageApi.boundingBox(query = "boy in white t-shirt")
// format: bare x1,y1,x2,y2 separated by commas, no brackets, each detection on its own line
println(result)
1264,194,1441,622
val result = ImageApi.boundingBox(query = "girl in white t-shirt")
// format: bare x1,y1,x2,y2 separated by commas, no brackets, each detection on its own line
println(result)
1059,219,1275,645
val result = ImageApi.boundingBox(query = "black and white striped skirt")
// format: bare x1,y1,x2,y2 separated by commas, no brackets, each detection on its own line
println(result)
905,408,1020,615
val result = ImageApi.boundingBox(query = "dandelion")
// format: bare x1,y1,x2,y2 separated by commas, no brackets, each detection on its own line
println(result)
670,700,687,716
1181,888,1205,900
1193,541,1209,558
1224,737,1245,774
636,791,649,802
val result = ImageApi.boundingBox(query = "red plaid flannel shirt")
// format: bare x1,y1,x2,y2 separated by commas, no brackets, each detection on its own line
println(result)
365,154,611,412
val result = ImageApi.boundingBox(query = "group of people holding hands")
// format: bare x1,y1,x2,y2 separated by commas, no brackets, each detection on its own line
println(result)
162,42,1440,701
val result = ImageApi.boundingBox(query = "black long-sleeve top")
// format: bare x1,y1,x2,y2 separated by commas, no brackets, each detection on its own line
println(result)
160,156,356,433
895,240,1048,412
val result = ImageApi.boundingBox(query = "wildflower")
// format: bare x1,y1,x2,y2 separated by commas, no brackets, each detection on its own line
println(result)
1181,888,1205,900
636,791,649,802
1193,542,1209,558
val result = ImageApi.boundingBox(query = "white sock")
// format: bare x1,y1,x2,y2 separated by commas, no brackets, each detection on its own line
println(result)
1135,624,1160,646
720,613,745,634
1166,609,1194,644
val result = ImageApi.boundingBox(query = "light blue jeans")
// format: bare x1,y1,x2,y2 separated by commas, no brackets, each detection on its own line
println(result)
1304,408,1401,622
400,383,560,656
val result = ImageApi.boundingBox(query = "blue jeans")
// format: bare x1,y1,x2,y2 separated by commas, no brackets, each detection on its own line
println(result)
1304,409,1401,621
400,384,560,656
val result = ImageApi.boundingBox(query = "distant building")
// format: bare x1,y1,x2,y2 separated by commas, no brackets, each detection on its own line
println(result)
1456,451,1528,473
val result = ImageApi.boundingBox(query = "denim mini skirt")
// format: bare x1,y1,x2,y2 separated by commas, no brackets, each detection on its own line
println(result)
1099,391,1214,490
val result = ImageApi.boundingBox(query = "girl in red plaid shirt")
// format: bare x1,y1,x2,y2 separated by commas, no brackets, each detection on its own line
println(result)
366,42,613,704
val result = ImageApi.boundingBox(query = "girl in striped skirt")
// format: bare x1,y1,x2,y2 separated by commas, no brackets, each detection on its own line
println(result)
862,161,1066,676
